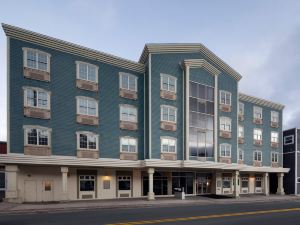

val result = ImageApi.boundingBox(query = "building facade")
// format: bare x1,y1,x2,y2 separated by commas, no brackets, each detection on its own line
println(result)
0,141,6,201
1,24,289,202
283,128,300,195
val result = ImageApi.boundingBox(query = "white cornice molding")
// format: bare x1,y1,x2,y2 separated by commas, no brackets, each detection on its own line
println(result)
182,59,221,76
2,23,144,73
239,93,285,110
139,44,242,81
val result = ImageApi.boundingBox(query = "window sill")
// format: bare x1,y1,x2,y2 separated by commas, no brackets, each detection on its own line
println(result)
76,79,98,92
24,106,50,119
253,118,263,124
271,142,279,148
77,149,99,159
24,145,51,156
77,114,99,126
160,121,177,131
219,157,231,164
238,160,244,164
271,162,279,167
271,121,279,128
24,67,50,82
253,161,262,167
219,104,231,112
219,130,231,139
120,121,138,131
238,137,244,144
238,114,244,121
160,90,176,100
253,140,263,146
161,152,177,160
119,89,137,100
120,152,138,160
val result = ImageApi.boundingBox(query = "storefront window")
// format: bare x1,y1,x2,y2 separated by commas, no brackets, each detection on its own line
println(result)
255,177,262,188
79,175,95,191
118,176,131,190
241,177,248,188
222,177,231,188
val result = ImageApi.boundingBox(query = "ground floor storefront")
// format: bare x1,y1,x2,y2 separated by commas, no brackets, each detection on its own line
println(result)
3,165,287,203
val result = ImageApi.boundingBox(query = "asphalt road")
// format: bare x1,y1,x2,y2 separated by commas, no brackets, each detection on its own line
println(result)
0,200,300,225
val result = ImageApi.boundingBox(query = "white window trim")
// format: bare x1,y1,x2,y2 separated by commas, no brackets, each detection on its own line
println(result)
160,73,177,93
253,150,262,162
23,86,51,110
119,104,138,123
284,135,295,145
253,128,263,141
219,90,232,106
238,125,244,138
161,105,177,123
75,61,99,83
239,102,244,115
119,72,138,92
271,131,279,143
23,125,52,147
271,151,279,163
220,143,231,158
271,111,279,123
22,47,51,72
220,117,232,132
253,106,263,119
120,136,138,153
160,136,177,153
76,131,99,151
76,96,98,117
238,148,244,161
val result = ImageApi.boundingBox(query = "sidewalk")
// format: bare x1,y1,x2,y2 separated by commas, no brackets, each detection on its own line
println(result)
0,195,299,214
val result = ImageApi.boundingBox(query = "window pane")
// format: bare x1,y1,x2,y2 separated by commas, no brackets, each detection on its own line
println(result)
38,53,47,71
198,101,206,113
27,129,37,145
88,135,96,149
189,98,197,112
80,134,87,149
27,50,37,69
121,74,129,89
206,87,214,101
79,63,88,80
27,89,37,107
190,82,197,98
206,101,214,115
198,132,206,157
88,66,96,82
79,99,88,115
198,84,205,99
38,91,48,108
38,130,48,146
129,76,136,91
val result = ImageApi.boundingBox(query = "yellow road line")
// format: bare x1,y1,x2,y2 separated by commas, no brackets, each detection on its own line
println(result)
106,207,300,225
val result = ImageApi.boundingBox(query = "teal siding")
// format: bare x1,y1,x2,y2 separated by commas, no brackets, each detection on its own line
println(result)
9,38,144,159
239,101,283,167
218,73,238,163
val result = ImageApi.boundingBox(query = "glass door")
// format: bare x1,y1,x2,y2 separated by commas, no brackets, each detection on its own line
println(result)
196,174,212,195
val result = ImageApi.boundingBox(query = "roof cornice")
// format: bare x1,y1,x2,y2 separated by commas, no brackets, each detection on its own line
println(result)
139,43,242,81
239,93,285,110
182,59,221,76
2,23,145,73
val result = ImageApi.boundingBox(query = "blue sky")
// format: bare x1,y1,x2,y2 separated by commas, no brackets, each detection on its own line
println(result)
0,0,300,141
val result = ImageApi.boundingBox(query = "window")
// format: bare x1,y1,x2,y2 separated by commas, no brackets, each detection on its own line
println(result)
284,135,294,145
220,117,231,132
119,72,137,92
255,177,262,188
271,111,279,123
220,144,231,157
77,132,98,150
76,61,98,83
253,128,262,140
120,137,137,153
253,106,262,119
120,105,137,122
271,152,279,163
24,126,51,146
239,148,244,161
220,90,231,105
241,177,248,188
77,97,98,117
23,48,51,72
254,151,262,162
238,125,244,138
271,132,279,143
79,175,95,191
222,177,231,188
161,137,176,153
0,172,5,190
24,87,50,109
161,74,176,93
239,102,244,115
118,176,131,190
161,105,177,123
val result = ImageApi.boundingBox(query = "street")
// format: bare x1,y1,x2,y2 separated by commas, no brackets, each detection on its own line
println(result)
0,199,299,225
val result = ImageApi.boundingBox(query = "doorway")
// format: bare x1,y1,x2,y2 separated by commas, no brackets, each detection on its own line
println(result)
269,173,278,194
196,173,212,194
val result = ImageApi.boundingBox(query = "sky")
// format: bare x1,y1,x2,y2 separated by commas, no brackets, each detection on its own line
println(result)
0,0,300,141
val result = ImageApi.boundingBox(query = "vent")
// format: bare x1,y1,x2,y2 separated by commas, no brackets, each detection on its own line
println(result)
120,193,130,198
82,194,93,199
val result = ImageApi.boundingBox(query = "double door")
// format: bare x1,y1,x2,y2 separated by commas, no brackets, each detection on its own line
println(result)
196,174,211,195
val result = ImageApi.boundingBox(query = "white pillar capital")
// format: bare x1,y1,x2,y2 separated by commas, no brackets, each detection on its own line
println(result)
5,165,19,172
147,168,154,174
61,166,68,173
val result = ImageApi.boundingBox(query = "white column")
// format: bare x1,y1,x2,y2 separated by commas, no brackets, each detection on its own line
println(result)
5,165,20,202
132,169,142,197
61,167,68,200
264,173,269,196
185,65,190,161
234,171,239,198
147,168,155,200
277,172,285,195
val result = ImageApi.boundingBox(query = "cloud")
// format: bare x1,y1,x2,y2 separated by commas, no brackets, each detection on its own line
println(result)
236,27,300,129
